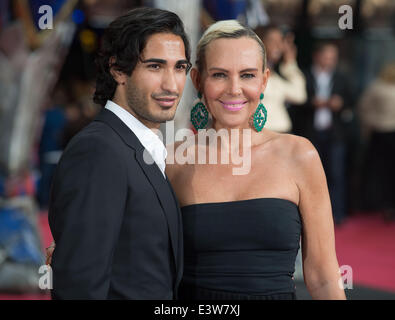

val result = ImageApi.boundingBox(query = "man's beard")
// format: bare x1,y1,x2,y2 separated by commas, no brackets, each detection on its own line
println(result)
126,83,178,124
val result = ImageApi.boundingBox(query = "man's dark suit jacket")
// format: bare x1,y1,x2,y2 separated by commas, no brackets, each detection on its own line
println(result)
48,108,183,299
290,68,353,142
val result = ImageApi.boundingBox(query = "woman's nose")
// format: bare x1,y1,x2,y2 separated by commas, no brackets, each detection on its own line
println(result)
228,77,242,96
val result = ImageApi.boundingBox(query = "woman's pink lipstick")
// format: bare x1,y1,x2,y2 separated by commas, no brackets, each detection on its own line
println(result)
220,100,247,111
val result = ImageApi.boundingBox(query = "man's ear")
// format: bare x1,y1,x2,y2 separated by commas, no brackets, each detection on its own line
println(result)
190,67,201,92
109,56,127,85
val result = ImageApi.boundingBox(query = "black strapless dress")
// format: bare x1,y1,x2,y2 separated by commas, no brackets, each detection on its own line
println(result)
178,198,302,300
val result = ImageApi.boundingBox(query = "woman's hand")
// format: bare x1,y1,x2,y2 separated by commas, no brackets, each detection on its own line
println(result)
46,241,56,265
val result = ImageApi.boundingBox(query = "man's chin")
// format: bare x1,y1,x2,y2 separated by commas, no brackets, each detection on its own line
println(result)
149,110,177,123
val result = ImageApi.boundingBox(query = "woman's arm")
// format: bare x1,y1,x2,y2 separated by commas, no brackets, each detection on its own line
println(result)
293,137,346,300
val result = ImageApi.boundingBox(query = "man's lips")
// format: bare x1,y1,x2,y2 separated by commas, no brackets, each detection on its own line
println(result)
154,97,177,107
220,100,247,111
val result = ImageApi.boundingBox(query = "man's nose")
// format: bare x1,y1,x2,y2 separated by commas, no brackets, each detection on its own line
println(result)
161,68,178,93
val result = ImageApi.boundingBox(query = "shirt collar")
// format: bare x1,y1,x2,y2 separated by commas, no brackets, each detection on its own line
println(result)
104,100,167,177
312,66,333,78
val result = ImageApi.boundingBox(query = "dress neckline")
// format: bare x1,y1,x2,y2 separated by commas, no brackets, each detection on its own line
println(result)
180,197,298,210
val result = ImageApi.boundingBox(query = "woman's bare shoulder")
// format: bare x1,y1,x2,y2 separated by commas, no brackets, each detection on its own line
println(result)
271,133,318,162
278,135,325,192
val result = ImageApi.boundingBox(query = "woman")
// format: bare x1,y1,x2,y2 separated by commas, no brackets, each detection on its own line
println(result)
166,20,345,300
47,20,346,300
358,62,395,221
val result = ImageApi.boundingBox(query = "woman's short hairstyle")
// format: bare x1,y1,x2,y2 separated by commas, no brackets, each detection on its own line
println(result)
93,7,191,107
195,20,267,73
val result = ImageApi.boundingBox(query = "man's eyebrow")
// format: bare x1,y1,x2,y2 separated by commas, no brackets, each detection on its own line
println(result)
175,59,190,65
140,58,166,64
140,58,190,65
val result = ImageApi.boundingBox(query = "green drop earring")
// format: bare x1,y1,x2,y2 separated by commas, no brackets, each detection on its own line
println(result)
190,92,209,130
251,93,267,132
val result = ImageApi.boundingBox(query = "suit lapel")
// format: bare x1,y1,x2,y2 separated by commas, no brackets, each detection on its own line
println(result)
94,109,180,276
134,151,179,273
165,176,184,292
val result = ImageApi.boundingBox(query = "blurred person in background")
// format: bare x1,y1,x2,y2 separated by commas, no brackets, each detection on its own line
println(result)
297,42,354,225
358,62,395,222
37,80,99,210
61,101,86,148
37,85,68,210
61,81,100,148
253,24,307,133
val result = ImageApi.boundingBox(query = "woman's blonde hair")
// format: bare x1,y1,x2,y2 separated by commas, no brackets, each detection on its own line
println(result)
195,20,267,72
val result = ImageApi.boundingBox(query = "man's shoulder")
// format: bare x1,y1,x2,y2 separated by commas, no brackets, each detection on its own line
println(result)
61,120,130,163
66,120,120,150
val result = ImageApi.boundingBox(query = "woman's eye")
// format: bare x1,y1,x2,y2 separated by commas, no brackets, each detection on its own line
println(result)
212,73,226,78
241,73,255,79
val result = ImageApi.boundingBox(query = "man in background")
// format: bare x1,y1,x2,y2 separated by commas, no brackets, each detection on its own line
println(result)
297,42,353,225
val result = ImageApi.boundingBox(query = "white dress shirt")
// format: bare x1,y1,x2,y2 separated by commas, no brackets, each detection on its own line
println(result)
104,100,167,178
312,67,334,131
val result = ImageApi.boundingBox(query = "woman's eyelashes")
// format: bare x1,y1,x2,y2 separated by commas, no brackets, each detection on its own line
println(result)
241,73,256,79
212,72,226,78
211,72,256,79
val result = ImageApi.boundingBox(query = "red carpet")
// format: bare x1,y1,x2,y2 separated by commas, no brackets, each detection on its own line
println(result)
335,213,395,293
1,211,394,299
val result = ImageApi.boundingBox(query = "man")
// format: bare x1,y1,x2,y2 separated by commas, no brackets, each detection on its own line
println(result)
296,42,353,225
48,7,191,299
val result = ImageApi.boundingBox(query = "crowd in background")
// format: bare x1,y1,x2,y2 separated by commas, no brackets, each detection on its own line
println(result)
36,79,99,209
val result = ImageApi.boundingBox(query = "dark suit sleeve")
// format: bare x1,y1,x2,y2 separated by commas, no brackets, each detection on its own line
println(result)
48,134,127,299
333,73,354,112
302,70,316,109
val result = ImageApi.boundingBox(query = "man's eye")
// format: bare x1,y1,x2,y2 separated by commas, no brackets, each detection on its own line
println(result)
212,73,226,78
176,64,187,71
241,73,255,79
148,64,160,70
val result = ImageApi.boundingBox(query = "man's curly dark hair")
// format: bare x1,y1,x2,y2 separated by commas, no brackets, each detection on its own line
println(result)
93,7,191,107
